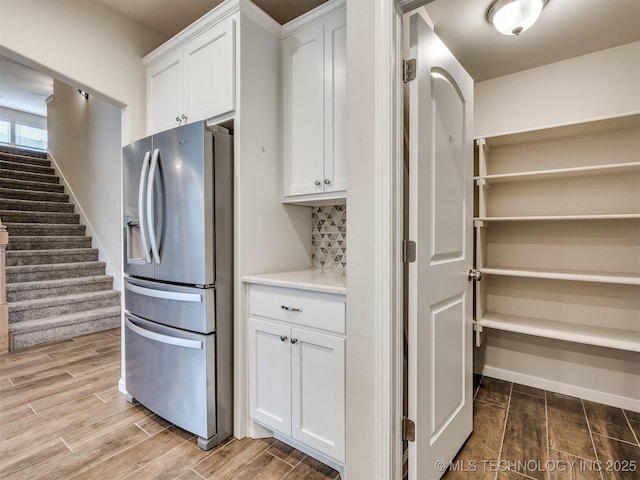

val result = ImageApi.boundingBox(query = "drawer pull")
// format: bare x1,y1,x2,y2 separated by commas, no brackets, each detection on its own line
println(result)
290,338,298,344
281,305,302,312
280,335,288,342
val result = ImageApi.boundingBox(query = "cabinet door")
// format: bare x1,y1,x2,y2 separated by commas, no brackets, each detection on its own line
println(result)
248,318,292,435
147,50,184,134
184,18,236,124
323,10,347,193
283,23,325,197
291,327,345,462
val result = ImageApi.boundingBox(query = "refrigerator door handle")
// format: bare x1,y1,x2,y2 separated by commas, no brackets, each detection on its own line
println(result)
147,148,161,264
126,315,203,350
138,150,152,264
125,281,202,302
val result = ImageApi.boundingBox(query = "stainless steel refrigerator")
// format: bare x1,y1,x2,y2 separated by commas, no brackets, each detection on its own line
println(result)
122,121,233,450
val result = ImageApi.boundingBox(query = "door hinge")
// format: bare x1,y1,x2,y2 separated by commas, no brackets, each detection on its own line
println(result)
402,240,416,263
402,417,416,442
403,58,416,83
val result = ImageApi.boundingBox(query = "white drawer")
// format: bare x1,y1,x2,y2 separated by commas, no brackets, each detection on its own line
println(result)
249,285,345,334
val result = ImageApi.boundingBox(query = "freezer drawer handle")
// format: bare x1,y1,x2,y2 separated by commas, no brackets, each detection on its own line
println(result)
281,305,302,312
126,317,203,349
125,281,202,302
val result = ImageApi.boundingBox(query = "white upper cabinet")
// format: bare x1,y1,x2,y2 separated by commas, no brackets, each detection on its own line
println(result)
323,11,347,194
145,15,236,135
147,51,185,135
282,1,346,204
283,23,324,197
184,19,235,125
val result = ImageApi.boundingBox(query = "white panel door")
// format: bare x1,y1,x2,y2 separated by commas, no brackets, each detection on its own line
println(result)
184,18,236,123
282,23,325,196
291,327,345,462
407,13,474,480
323,10,347,194
248,318,292,435
147,50,184,134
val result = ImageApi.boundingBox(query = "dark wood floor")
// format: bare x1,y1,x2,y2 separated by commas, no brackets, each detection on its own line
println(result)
445,375,640,480
0,328,340,480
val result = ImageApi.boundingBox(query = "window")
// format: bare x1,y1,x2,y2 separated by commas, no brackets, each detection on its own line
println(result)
0,120,10,145
15,123,47,150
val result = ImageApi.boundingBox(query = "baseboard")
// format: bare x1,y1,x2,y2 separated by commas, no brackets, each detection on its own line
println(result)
477,364,640,412
272,431,346,480
250,419,345,479
118,377,128,397
47,151,120,290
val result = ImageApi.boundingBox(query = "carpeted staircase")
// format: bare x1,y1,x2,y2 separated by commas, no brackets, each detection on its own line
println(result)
0,145,121,350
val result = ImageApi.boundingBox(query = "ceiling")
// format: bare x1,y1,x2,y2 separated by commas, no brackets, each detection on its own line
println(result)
94,0,328,37
424,0,640,81
1,0,639,117
0,57,54,117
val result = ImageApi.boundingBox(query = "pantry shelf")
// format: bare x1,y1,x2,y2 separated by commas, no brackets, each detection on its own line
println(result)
472,113,640,351
479,267,640,285
478,312,640,353
475,214,640,223
474,161,640,185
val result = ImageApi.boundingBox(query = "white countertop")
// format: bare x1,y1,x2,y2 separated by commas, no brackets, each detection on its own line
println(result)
242,268,346,295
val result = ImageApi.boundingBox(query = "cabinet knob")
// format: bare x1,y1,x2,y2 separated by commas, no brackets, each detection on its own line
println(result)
324,179,331,185
290,338,298,344
181,114,188,121
468,269,483,282
315,180,322,186
176,116,181,123
280,335,288,342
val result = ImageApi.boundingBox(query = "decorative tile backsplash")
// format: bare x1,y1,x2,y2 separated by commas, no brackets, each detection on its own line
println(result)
312,205,346,275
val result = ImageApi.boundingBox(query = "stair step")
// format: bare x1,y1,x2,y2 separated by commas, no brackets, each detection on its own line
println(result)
0,187,69,203
6,248,98,266
0,198,74,213
4,222,86,236
0,153,50,168
0,210,79,225
6,275,114,302
9,290,121,323
0,177,65,193
7,235,92,250
0,146,48,159
0,146,122,350
9,306,121,350
0,159,55,176
0,168,59,185
6,261,106,283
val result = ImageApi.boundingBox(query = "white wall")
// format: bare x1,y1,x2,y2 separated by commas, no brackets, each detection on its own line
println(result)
345,0,377,478
0,0,166,144
475,41,640,137
235,7,312,436
474,41,640,410
0,107,46,129
47,80,123,290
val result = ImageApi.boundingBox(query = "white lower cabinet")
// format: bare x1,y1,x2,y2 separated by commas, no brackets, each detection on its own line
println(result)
248,284,345,464
250,317,292,434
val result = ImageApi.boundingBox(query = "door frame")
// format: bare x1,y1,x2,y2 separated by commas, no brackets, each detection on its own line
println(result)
372,1,436,478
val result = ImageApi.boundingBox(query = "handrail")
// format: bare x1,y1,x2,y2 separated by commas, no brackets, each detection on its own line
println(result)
0,219,8,353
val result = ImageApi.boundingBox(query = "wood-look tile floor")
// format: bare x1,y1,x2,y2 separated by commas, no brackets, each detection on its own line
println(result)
0,328,340,480
444,375,640,480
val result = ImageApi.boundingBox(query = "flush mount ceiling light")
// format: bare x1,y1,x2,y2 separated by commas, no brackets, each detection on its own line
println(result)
486,0,548,36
